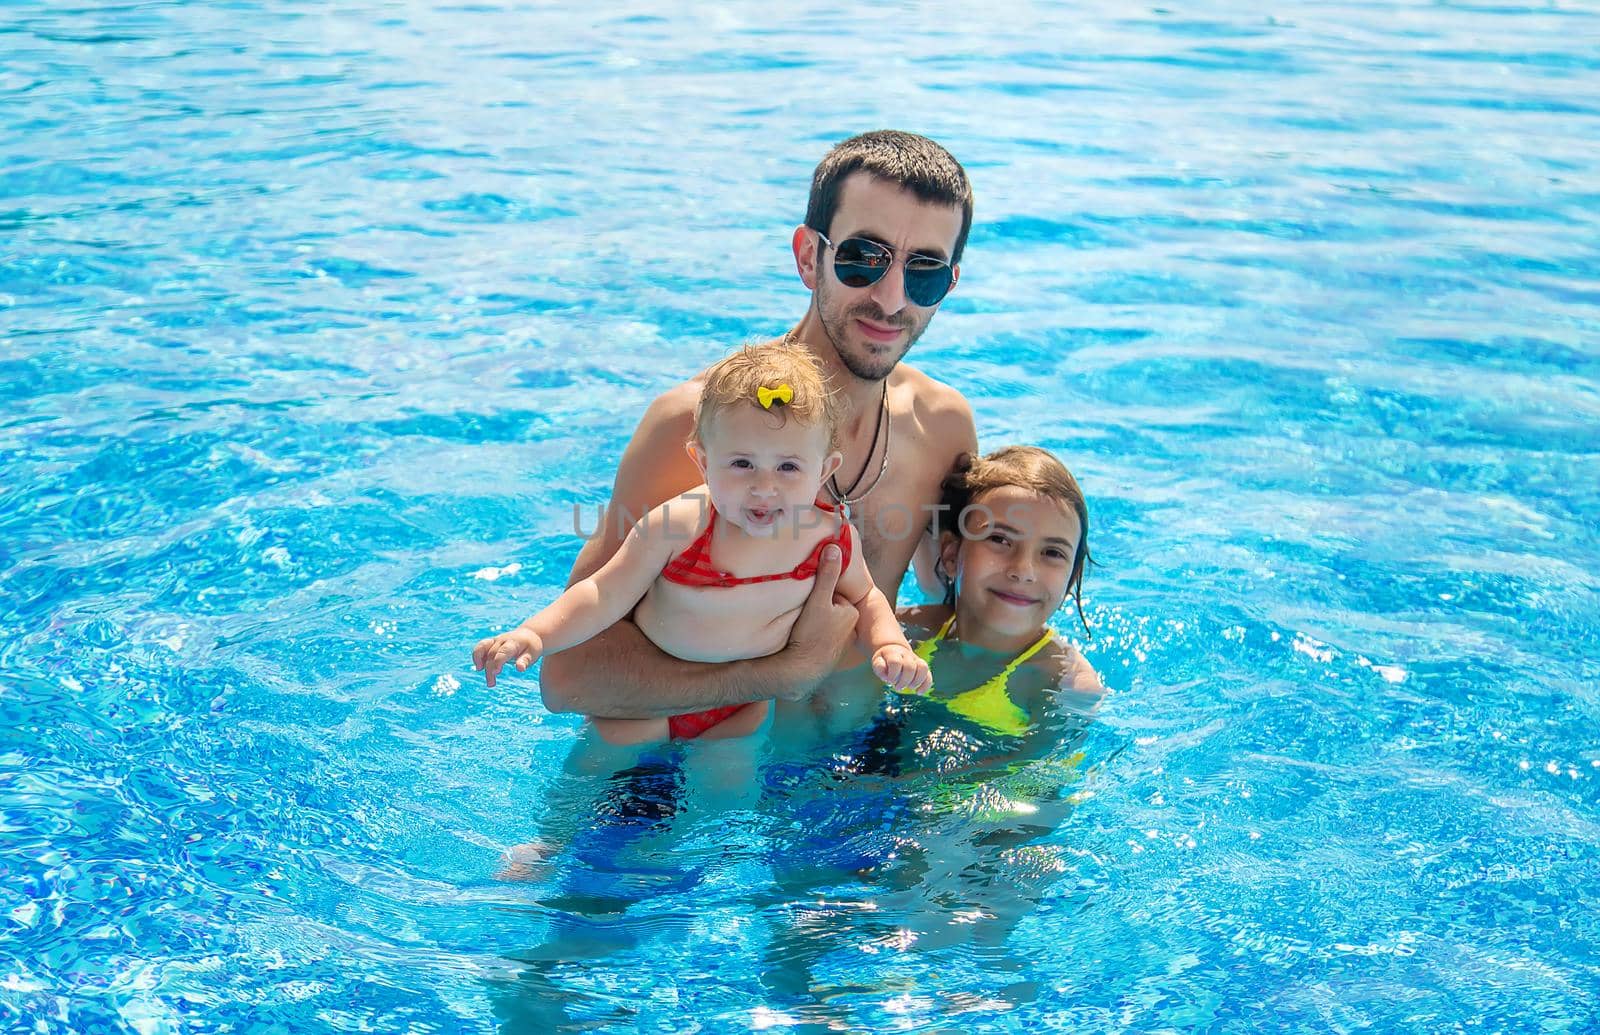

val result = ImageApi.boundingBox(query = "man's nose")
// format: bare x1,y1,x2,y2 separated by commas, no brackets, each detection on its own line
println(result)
868,259,908,316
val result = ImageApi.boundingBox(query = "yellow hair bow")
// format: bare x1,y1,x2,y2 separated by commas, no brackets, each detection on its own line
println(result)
757,383,793,409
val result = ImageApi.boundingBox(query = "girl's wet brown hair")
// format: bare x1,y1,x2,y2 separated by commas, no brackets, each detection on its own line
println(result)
936,446,1094,636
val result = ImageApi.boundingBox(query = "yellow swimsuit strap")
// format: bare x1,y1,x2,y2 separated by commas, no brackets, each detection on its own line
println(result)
907,615,1056,737
911,613,958,666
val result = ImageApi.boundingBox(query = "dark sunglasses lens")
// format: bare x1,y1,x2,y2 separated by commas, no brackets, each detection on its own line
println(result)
832,238,891,288
904,257,953,307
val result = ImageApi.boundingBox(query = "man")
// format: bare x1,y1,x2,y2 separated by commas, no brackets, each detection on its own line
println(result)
539,130,979,720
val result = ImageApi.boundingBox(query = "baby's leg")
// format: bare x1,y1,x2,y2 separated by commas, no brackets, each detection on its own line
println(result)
697,701,771,740
591,716,670,745
494,839,553,882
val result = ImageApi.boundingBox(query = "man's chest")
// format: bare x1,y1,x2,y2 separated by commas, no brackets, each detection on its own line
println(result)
845,451,946,594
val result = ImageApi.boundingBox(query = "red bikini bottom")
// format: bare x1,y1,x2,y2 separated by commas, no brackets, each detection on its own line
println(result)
667,705,744,740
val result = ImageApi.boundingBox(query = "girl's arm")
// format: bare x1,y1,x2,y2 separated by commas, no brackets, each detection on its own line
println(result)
1057,645,1106,698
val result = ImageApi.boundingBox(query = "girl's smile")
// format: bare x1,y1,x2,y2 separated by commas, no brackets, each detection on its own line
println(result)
942,485,1083,654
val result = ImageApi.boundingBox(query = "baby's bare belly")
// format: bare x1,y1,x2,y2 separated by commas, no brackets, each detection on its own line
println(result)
633,578,808,663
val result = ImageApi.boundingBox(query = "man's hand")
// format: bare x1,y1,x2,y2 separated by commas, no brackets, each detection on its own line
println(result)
777,545,858,700
872,643,932,694
473,627,544,688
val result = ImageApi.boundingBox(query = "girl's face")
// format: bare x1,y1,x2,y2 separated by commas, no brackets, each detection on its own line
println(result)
940,485,1082,648
690,404,842,537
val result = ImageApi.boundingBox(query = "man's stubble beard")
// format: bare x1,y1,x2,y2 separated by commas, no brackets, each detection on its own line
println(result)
815,278,930,383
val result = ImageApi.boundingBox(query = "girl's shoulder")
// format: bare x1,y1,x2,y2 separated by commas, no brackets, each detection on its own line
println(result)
1030,633,1105,698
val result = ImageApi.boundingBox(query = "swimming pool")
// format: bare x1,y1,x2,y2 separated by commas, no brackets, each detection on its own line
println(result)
4,0,1598,1030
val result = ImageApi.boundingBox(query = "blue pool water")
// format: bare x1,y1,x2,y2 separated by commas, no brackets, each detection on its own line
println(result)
5,1,1599,1030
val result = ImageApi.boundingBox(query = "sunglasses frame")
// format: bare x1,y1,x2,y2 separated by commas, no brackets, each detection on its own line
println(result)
813,230,955,308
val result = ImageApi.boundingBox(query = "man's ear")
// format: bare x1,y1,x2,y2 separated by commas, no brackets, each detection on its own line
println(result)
792,225,819,291
945,263,960,297
684,439,708,478
820,450,843,484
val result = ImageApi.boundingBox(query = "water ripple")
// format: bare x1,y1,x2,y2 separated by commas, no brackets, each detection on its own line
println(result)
3,0,1599,1030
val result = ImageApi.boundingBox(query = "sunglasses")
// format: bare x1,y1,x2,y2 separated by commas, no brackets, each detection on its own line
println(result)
814,230,955,308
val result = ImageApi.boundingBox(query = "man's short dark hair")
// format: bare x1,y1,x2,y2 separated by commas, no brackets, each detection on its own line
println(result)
804,130,974,264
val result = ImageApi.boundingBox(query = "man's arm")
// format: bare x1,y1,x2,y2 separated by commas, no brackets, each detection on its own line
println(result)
537,384,857,717
926,375,980,489
542,546,860,716
892,367,978,606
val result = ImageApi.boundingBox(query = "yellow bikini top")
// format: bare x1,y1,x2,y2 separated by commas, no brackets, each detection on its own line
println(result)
902,614,1056,737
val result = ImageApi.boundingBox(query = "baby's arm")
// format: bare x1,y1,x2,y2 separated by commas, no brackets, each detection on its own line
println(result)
836,544,932,694
473,501,684,687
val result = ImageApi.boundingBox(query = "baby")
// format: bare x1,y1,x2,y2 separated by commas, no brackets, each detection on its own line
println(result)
473,340,931,743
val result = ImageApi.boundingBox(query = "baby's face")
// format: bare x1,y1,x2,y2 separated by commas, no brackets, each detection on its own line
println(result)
693,405,842,538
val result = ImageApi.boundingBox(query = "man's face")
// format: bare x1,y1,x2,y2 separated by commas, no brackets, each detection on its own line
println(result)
811,173,963,382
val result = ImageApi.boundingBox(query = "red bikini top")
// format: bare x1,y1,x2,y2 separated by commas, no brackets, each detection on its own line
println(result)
660,500,853,588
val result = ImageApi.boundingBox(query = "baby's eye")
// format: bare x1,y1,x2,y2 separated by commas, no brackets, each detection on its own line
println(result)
731,459,753,469
779,461,802,473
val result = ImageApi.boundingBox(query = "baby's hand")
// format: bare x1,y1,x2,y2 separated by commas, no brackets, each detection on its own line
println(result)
872,643,932,695
472,628,544,688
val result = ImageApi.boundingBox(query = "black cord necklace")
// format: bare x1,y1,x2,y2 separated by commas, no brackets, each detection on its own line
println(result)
827,380,890,520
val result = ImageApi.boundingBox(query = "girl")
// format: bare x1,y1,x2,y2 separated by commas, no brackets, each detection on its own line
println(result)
898,446,1103,737
473,341,931,744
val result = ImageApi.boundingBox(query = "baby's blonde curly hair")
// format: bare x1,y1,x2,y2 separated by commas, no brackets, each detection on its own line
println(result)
693,340,844,449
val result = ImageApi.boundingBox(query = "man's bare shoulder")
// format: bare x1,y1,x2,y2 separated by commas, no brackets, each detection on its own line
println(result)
895,363,974,428
585,376,705,576
893,363,976,456
638,377,704,435
614,378,703,490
